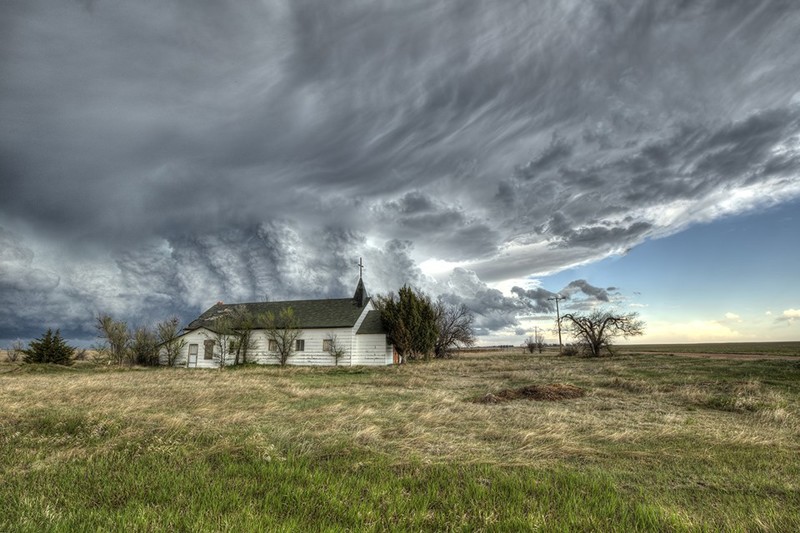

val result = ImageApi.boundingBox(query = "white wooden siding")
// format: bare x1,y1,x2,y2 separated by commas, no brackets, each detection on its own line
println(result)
352,333,389,365
162,301,391,368
159,327,236,369
249,328,355,366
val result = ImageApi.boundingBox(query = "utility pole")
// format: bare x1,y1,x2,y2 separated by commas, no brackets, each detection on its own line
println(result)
548,295,565,353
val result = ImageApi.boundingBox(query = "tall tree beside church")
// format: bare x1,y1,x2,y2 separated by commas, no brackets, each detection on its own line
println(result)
375,285,439,361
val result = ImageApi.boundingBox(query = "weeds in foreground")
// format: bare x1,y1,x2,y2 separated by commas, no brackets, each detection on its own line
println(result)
1,352,799,531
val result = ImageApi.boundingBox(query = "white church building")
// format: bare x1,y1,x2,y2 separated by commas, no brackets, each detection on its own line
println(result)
164,277,395,368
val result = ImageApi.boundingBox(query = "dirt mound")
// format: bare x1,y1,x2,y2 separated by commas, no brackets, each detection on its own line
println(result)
475,383,585,404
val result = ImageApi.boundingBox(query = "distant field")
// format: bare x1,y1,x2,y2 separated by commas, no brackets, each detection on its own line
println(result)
2,352,799,530
619,341,800,357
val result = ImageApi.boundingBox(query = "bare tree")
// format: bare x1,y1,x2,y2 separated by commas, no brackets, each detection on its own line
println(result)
560,310,644,357
534,328,545,353
264,307,302,366
157,316,187,367
524,336,536,354
230,306,257,365
524,329,546,354
6,340,24,362
96,314,131,366
210,316,235,368
433,300,475,358
324,333,347,366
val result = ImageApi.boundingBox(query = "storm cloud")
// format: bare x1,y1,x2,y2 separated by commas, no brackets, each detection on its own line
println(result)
2,1,800,341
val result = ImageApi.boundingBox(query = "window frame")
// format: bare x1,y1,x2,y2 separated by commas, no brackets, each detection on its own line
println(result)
203,339,215,360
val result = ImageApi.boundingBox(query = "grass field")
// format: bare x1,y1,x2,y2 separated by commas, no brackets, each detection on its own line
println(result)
619,341,800,357
2,351,799,531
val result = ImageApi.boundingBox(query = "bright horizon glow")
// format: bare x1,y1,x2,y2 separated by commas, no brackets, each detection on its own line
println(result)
476,199,800,346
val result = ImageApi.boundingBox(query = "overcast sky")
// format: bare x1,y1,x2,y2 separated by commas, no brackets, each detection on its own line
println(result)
2,0,799,345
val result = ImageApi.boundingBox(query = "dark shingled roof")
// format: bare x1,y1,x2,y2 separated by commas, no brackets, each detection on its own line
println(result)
356,310,385,335
186,297,369,331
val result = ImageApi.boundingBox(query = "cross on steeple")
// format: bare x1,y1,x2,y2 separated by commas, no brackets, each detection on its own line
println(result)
356,257,365,279
353,257,367,306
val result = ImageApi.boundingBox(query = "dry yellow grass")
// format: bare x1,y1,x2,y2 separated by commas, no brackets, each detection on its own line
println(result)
2,352,797,467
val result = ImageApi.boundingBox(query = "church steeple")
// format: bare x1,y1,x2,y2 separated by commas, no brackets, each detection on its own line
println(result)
353,277,366,307
353,257,367,306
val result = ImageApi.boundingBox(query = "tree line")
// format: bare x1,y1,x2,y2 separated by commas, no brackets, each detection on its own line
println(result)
5,285,644,367
11,307,314,368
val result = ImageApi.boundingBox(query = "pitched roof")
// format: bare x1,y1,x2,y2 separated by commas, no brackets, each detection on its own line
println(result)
356,310,385,335
187,297,369,331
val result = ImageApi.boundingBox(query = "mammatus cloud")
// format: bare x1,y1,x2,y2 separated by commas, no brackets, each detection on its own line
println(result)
371,192,500,261
0,221,612,342
2,1,800,340
0,225,430,340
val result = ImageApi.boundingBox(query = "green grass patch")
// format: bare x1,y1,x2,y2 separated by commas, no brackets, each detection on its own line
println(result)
620,341,800,356
1,447,686,532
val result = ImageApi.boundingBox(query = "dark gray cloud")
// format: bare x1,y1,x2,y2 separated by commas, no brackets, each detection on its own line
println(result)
437,268,529,333
2,0,800,341
510,287,557,314
373,192,499,260
0,223,422,341
561,280,614,307
510,279,615,316
515,134,574,179
436,272,615,335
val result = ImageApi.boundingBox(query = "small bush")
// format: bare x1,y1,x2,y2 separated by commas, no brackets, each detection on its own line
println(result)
561,344,581,357
5,340,24,362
